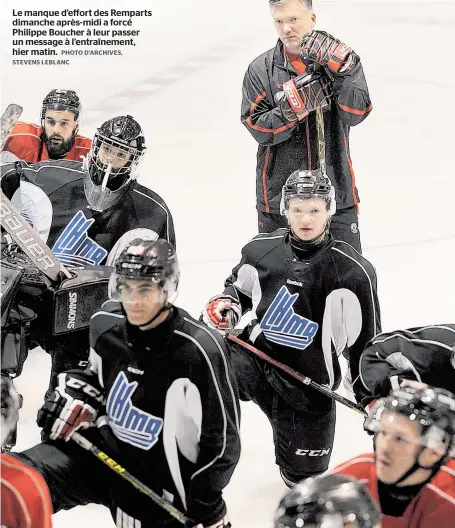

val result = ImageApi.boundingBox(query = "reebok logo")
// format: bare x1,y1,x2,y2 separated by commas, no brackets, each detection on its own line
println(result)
286,279,303,287
260,286,318,350
127,366,144,375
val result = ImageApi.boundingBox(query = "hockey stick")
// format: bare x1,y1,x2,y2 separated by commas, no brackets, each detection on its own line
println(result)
0,104,23,152
71,431,192,525
227,334,367,417
0,191,72,282
315,106,327,176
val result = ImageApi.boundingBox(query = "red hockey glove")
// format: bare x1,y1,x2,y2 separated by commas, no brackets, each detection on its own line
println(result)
37,371,105,441
276,71,331,123
202,296,242,333
300,30,358,75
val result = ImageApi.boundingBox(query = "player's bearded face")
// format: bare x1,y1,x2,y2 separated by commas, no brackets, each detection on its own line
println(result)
42,110,78,158
287,197,329,241
271,0,316,56
119,279,166,326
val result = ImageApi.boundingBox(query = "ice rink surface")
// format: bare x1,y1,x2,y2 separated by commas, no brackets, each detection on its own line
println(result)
2,0,455,526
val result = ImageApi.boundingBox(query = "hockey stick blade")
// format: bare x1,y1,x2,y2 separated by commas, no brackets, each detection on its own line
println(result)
0,191,72,282
227,334,367,417
0,104,23,152
71,432,191,525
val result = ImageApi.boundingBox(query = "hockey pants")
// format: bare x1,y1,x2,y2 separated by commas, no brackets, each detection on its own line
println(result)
228,340,336,485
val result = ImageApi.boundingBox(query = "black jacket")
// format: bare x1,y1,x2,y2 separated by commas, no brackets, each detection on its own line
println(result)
1,159,175,267
88,302,241,525
241,40,372,213
221,230,381,404
359,325,455,404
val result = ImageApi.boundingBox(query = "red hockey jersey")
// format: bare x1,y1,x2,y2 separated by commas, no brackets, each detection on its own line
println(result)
4,122,91,163
1,454,53,528
331,453,455,527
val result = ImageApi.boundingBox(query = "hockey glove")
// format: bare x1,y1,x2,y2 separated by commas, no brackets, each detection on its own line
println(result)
202,296,242,334
300,30,359,75
37,371,105,441
276,71,331,123
188,515,231,528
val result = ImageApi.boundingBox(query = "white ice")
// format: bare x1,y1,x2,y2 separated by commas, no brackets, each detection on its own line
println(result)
2,0,455,526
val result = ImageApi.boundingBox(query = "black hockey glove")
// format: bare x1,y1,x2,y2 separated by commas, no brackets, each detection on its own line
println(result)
187,515,231,528
300,30,359,76
275,71,331,123
37,371,105,441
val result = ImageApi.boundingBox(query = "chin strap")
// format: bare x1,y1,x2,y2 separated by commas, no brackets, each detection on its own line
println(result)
289,217,331,248
137,303,171,329
381,444,445,486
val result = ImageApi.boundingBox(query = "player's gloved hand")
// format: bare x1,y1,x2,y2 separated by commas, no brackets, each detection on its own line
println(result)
202,296,242,333
275,71,331,123
300,30,359,75
188,514,231,528
37,371,105,441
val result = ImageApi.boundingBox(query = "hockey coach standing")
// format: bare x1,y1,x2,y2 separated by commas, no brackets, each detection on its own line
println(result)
241,0,372,251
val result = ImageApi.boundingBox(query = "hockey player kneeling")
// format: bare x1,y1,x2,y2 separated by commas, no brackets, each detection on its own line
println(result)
202,169,381,487
331,386,455,526
13,239,240,528
273,474,380,528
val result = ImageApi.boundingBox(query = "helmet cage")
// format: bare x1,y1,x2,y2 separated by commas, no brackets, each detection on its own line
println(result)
89,131,145,185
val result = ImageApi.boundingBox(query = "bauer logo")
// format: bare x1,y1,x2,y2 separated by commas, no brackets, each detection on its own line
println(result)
107,372,163,450
52,210,108,267
260,286,318,350
67,292,78,330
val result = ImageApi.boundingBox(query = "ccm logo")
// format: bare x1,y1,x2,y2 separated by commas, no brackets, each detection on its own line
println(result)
295,448,331,456
283,82,302,110
66,378,104,403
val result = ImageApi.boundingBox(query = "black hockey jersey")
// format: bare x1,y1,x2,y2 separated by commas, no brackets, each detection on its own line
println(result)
222,230,381,403
87,301,240,526
0,160,175,267
359,324,455,402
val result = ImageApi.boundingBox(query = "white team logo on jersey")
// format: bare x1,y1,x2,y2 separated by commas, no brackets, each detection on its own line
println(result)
260,286,318,350
107,372,163,450
52,210,108,267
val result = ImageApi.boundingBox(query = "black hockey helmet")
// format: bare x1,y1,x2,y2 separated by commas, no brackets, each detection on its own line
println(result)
84,115,147,212
274,474,380,528
41,89,81,121
365,386,455,482
280,168,336,216
109,238,179,301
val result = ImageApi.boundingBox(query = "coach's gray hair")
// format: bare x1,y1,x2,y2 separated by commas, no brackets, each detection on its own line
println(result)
269,0,313,10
